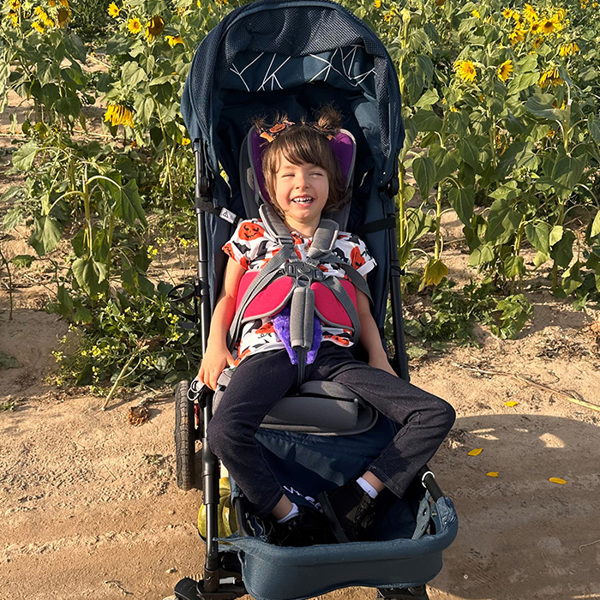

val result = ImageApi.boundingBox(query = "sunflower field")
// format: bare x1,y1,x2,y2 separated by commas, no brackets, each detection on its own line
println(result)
0,0,599,390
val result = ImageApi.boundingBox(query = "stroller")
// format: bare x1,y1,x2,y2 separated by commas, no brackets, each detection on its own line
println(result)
171,1,458,599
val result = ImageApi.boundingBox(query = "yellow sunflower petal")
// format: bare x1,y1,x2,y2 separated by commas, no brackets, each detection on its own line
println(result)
487,472,499,477
468,448,483,456
549,477,567,485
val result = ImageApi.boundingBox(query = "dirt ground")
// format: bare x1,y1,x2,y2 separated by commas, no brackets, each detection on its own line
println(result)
2,94,600,600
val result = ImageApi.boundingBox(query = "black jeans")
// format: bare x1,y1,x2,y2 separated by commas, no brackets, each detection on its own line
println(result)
207,344,455,518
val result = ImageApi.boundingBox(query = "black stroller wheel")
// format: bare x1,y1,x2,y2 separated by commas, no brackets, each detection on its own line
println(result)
175,380,196,490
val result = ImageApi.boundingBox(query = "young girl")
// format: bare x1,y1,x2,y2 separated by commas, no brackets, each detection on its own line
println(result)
199,109,455,547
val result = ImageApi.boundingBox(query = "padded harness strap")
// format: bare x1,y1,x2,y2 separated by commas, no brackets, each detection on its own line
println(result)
234,203,371,385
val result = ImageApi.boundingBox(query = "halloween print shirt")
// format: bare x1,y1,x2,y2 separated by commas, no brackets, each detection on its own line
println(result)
222,218,376,364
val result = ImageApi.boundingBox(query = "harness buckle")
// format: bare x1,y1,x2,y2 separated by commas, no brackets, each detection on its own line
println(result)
284,262,325,284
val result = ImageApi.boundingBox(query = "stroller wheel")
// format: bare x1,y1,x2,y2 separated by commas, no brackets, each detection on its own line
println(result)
175,379,197,490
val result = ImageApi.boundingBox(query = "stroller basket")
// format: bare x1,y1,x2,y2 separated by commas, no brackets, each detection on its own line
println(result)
226,496,457,600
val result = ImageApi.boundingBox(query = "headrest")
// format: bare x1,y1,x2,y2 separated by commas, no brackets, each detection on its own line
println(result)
248,127,356,205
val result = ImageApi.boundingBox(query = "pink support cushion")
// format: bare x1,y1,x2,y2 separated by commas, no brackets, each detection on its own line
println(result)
237,271,294,319
311,280,356,329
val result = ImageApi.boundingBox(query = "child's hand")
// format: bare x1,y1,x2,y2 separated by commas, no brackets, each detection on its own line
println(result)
198,346,235,391
368,354,398,378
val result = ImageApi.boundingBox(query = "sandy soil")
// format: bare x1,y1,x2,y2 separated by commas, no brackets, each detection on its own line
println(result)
2,92,600,600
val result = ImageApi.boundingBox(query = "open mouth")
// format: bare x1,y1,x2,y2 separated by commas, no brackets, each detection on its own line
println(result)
292,196,314,205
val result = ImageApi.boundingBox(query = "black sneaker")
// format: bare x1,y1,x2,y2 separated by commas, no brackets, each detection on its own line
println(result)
318,480,377,543
270,505,335,547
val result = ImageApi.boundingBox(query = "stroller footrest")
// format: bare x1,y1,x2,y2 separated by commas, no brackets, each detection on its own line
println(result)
174,577,246,600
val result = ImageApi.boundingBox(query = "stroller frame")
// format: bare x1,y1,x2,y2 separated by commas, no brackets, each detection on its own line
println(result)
172,2,458,599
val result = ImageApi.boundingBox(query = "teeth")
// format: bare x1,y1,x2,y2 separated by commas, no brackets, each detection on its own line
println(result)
293,197,313,204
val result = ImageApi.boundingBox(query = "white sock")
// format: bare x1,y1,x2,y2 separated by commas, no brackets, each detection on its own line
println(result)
356,477,379,499
276,503,299,524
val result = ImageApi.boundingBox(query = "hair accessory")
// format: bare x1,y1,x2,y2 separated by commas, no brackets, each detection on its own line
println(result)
258,120,295,142
257,119,336,143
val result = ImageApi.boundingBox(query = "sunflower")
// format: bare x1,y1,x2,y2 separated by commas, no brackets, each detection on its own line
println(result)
530,21,542,34
105,103,134,128
374,0,381,7
559,42,580,56
472,8,481,18
108,3,120,17
57,6,70,26
502,8,514,19
128,17,142,34
145,15,164,40
59,0,69,7
165,34,183,47
509,26,526,45
455,60,477,83
497,59,513,82
539,67,562,87
523,3,538,22
31,20,45,33
9,10,18,26
540,18,555,35
8,0,20,8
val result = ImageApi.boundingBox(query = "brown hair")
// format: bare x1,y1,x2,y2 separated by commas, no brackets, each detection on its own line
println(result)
258,107,347,216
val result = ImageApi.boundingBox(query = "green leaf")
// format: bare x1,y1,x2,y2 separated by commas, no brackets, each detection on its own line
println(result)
29,214,62,256
406,345,428,360
121,61,147,86
468,243,494,267
11,255,36,268
525,93,566,123
589,117,600,145
496,142,537,177
412,109,443,132
412,155,436,198
72,257,108,297
549,225,563,246
534,251,550,268
552,154,585,193
414,88,439,110
550,229,575,268
448,186,474,225
485,199,522,246
12,141,39,171
416,55,434,82
117,180,147,226
429,145,460,182
525,221,551,254
591,210,600,238
503,255,525,279
458,138,480,170
561,261,583,295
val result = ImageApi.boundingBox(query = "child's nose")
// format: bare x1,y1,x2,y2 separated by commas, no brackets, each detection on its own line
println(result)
296,174,309,188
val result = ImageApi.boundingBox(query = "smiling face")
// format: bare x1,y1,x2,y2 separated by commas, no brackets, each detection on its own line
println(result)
272,153,330,236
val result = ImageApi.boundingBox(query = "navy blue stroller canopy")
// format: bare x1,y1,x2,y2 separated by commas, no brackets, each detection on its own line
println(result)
181,0,405,327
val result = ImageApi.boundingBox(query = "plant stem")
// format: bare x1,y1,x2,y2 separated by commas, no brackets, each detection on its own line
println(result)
434,184,443,260
0,244,14,320
102,344,147,410
512,214,527,294
156,104,175,206
397,162,406,258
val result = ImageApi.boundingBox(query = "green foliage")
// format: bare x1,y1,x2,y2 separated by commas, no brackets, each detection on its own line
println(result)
52,287,202,389
404,279,534,359
359,0,600,301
